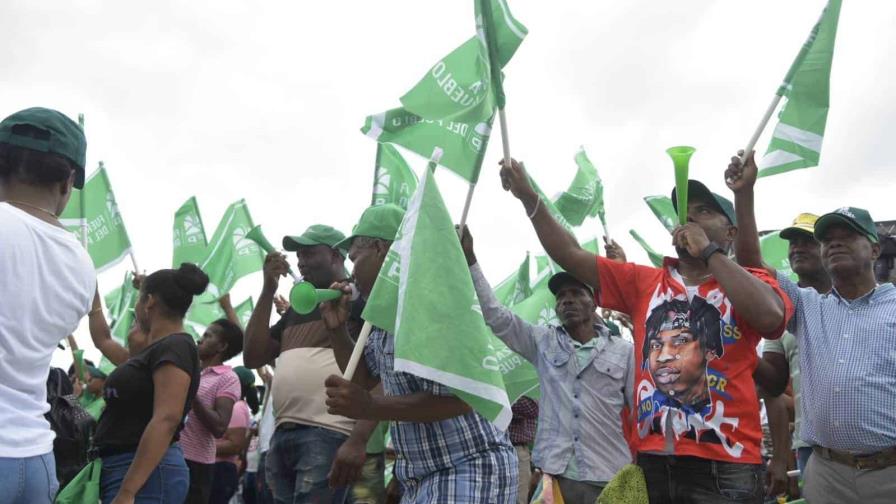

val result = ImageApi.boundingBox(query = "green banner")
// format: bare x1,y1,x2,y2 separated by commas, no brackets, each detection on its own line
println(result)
554,147,605,227
643,195,678,233
493,252,532,308
173,196,208,267
629,230,665,267
199,199,265,299
372,144,419,209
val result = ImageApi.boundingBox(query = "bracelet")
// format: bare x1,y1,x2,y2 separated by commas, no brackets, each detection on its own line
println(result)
527,198,541,219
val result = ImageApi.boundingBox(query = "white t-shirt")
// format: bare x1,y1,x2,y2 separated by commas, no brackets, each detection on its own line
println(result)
0,202,95,457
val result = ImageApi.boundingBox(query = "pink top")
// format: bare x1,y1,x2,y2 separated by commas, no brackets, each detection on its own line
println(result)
216,400,251,465
180,365,241,464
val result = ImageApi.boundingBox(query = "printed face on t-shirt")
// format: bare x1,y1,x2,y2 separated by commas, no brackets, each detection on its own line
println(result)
647,325,709,405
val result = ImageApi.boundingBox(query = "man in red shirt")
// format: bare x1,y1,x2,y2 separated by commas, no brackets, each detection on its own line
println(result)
499,158,792,503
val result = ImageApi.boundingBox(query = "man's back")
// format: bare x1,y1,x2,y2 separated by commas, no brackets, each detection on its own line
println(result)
0,202,95,457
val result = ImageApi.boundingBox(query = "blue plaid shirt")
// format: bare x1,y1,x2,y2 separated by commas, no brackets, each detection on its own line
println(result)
778,271,896,454
363,327,517,503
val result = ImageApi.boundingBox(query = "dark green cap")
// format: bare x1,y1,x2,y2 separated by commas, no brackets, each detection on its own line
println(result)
233,366,256,388
283,224,346,253
0,107,87,188
86,365,107,380
336,204,405,251
671,180,737,226
814,207,879,243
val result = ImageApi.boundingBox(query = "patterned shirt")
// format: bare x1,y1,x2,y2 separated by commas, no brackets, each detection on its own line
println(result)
363,326,518,503
508,396,538,446
180,365,241,464
777,272,896,454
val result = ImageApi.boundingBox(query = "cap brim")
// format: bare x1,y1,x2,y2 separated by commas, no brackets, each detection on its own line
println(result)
814,214,875,242
548,272,593,296
334,236,354,253
779,226,814,240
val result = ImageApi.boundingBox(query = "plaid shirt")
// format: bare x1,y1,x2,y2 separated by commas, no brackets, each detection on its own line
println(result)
778,272,896,453
364,327,518,503
508,396,538,445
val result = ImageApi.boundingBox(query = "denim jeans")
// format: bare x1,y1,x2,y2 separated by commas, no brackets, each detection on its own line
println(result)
267,424,349,504
258,451,275,504
100,444,190,503
637,453,763,504
0,452,59,504
210,461,239,504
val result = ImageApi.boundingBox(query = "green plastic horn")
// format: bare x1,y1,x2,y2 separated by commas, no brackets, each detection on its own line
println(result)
666,146,696,225
289,281,342,315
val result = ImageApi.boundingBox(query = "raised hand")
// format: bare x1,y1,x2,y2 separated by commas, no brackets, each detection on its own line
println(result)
262,252,290,291
604,237,627,264
725,150,758,194
319,281,353,331
456,225,477,266
498,158,537,203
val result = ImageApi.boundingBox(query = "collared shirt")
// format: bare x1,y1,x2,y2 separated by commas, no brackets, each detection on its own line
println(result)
180,364,241,464
471,263,634,483
363,325,517,500
508,396,538,446
762,332,807,449
777,272,896,454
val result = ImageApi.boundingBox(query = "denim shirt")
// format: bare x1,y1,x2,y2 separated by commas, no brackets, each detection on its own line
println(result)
471,264,634,482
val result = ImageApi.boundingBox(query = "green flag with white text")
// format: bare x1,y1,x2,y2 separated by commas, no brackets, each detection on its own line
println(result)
629,230,665,267
554,147,605,227
235,297,255,328
760,233,797,281
362,107,493,183
644,195,678,233
493,252,532,307
59,165,132,271
200,199,265,299
760,0,841,177
184,300,225,340
372,144,419,209
173,196,208,267
362,168,513,428
99,272,138,373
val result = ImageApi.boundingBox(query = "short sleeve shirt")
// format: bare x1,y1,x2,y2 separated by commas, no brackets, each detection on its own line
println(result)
595,256,792,464
93,333,200,451
217,399,251,464
180,365,241,464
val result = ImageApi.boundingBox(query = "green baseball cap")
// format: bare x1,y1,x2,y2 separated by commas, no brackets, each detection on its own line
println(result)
814,207,879,243
336,204,405,251
233,366,256,388
283,224,346,253
0,107,87,188
670,180,737,226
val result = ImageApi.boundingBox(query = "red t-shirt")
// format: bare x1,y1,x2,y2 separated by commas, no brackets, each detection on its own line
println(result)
596,256,791,464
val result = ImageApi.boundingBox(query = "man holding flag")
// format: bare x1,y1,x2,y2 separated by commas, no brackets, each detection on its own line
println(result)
499,157,791,503
321,202,518,503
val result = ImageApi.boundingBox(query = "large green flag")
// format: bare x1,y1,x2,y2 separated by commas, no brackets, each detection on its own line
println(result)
760,0,842,177
643,195,678,233
234,297,255,327
362,107,493,183
362,168,513,428
173,196,208,267
399,0,526,124
554,147,605,227
760,233,797,281
493,252,532,307
59,165,132,271
629,230,665,267
199,199,265,299
99,272,138,374
372,144,419,209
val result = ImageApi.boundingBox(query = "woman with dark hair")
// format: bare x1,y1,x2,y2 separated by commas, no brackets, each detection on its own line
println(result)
179,318,244,504
87,263,208,503
210,366,258,504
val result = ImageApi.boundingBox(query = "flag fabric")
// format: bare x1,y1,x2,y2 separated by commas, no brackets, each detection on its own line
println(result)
362,168,513,428
173,196,208,267
628,230,665,268
760,232,797,281
643,195,678,233
759,0,842,177
528,172,574,231
199,199,265,299
399,0,526,124
59,165,132,271
234,297,255,327
554,147,605,227
184,300,225,340
362,107,493,183
493,252,532,307
99,272,138,373
372,144,419,209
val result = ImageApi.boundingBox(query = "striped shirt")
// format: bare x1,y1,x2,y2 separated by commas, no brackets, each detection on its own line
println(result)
778,272,896,454
364,327,518,503
180,365,241,464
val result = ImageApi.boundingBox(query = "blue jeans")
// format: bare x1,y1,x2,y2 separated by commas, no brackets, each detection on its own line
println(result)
100,444,189,503
210,461,239,504
638,453,763,503
267,424,349,504
0,452,59,504
258,451,275,504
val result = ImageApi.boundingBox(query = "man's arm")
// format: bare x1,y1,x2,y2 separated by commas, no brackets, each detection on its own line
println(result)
325,374,472,422
725,151,771,272
754,349,790,397
320,282,379,390
219,293,242,328
243,252,286,368
328,385,386,488
500,158,600,291
762,390,792,497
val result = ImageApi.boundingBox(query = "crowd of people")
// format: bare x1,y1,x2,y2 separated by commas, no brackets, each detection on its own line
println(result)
1,106,893,504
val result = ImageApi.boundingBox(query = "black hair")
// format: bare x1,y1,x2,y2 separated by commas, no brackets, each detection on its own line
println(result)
0,125,76,187
242,380,260,415
47,367,74,399
642,297,723,363
210,318,244,361
67,358,96,378
141,263,209,318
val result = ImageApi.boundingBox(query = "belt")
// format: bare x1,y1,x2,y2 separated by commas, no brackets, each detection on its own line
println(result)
813,446,896,470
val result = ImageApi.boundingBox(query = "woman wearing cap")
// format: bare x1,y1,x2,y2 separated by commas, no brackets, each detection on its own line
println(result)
87,263,207,503
210,366,259,504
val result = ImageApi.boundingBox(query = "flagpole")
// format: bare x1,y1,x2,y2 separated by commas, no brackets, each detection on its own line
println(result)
739,93,784,164
129,251,140,274
342,321,372,380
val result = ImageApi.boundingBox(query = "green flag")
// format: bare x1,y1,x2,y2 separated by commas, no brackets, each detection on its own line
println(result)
760,232,797,281
760,0,842,177
493,252,532,307
362,107,493,183
528,171,574,231
372,144,419,209
629,230,665,267
554,147,605,227
643,195,678,233
400,0,526,124
59,165,132,271
99,272,138,373
362,168,512,428
184,300,225,340
200,199,265,299
234,297,255,327
173,196,208,267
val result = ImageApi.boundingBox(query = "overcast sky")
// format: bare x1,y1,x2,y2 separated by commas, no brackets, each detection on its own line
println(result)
3,0,893,367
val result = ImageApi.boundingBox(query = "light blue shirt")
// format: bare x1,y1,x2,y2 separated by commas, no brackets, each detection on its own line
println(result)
778,271,896,454
471,264,634,482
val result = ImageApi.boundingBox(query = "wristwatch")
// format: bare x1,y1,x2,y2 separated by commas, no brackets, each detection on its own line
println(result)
699,242,725,265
